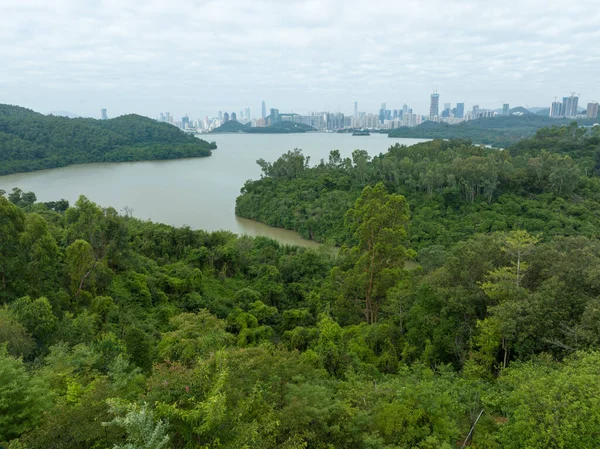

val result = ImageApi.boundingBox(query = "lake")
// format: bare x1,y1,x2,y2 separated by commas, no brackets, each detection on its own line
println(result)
0,133,428,247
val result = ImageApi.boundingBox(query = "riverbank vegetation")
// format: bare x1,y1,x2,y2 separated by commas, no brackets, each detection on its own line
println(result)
388,115,598,147
0,104,216,175
2,123,600,448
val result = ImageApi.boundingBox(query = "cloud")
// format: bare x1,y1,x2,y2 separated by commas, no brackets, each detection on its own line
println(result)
0,0,598,117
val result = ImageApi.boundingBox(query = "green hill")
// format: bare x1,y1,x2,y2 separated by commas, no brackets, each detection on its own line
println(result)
209,120,249,133
0,104,216,175
389,114,596,147
244,121,316,134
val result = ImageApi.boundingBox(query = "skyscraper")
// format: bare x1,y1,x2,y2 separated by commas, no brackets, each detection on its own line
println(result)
231,112,237,121
245,107,251,120
269,108,280,124
588,102,600,119
223,112,229,123
261,101,266,119
402,104,408,114
430,92,440,117
562,94,579,117
181,115,189,129
101,109,107,120
379,103,386,124
354,101,358,117
503,103,510,116
455,103,465,119
550,101,563,117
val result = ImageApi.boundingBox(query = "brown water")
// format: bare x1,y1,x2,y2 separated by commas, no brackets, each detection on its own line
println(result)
0,133,427,247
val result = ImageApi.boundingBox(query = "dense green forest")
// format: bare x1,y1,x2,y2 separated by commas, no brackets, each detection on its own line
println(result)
388,115,598,147
238,124,600,248
0,104,216,175
244,121,316,134
2,124,600,448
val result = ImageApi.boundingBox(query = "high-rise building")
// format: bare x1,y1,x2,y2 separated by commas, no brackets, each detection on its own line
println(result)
261,101,266,119
379,103,386,124
402,104,408,115
245,107,251,120
430,92,440,117
563,95,579,117
587,102,599,119
181,115,190,129
503,103,510,116
354,101,358,117
455,103,465,119
101,109,107,120
550,101,563,118
231,112,237,121
218,111,223,121
269,108,280,124
223,112,230,123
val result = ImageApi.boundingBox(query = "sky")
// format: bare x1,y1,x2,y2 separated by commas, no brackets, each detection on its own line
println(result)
1,0,599,119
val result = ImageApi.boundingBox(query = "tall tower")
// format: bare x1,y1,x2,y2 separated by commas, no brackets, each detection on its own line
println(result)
354,101,358,117
430,92,440,117
503,103,510,116
261,101,266,119
101,109,107,120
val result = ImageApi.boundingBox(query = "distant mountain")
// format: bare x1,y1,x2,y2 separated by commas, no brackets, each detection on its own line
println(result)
534,108,551,116
47,110,80,118
0,104,216,175
527,107,547,113
210,120,250,133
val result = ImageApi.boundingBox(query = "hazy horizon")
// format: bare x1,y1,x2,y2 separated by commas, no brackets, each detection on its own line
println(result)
2,0,599,119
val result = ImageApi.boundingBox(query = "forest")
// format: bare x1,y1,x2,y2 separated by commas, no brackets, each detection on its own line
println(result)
2,124,600,448
388,115,598,147
0,104,216,175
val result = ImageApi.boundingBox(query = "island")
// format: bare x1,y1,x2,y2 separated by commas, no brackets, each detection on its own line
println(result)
0,104,216,176
210,120,316,134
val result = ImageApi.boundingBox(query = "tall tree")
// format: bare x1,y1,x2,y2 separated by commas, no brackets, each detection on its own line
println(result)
342,182,411,324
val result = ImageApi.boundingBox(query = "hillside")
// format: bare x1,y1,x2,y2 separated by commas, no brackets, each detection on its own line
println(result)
244,120,316,134
209,120,249,133
388,114,597,147
0,104,216,175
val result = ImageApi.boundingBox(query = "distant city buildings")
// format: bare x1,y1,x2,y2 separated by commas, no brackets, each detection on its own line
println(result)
430,92,439,118
549,94,580,118
154,90,597,135
101,109,107,120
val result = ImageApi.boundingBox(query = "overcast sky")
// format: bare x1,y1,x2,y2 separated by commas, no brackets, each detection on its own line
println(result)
1,0,599,119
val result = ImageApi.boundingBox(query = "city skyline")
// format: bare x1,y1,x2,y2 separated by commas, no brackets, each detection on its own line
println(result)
2,0,599,119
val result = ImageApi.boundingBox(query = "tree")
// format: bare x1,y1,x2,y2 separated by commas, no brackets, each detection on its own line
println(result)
0,346,52,442
104,400,170,449
342,182,411,323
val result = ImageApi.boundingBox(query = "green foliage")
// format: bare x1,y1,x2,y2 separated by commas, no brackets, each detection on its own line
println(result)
5,126,600,448
0,104,215,175
0,346,52,442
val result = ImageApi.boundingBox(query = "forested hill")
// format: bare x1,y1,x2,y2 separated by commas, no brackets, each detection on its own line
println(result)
4,136,600,446
237,123,600,248
209,120,249,133
244,120,316,133
388,114,598,147
0,104,216,175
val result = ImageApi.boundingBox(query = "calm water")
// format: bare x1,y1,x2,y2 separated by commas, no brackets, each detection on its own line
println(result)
0,133,427,247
